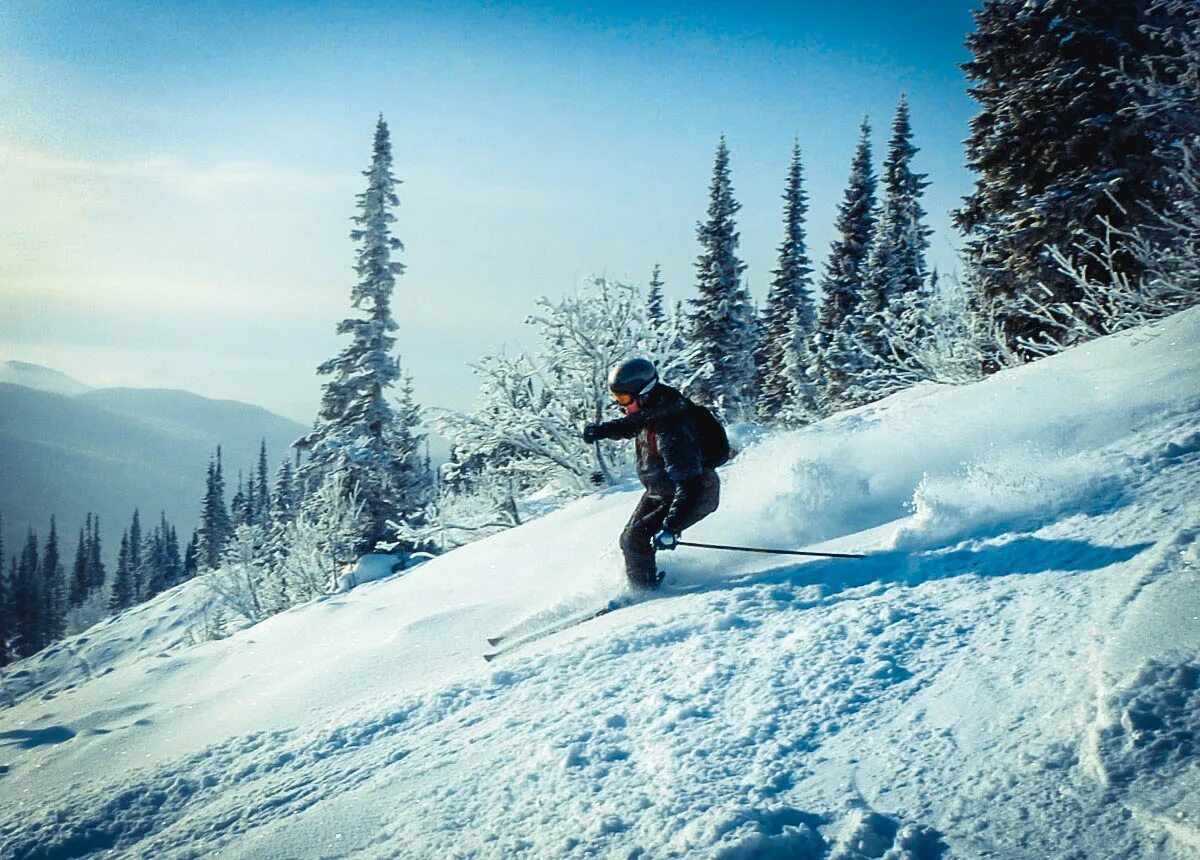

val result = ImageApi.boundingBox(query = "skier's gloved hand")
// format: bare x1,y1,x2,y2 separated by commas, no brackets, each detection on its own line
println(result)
582,423,601,444
653,530,679,551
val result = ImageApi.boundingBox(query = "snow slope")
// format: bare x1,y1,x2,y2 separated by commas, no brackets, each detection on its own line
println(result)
2,309,1199,859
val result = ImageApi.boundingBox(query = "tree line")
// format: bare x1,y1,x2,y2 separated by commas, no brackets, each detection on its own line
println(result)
0,507,198,666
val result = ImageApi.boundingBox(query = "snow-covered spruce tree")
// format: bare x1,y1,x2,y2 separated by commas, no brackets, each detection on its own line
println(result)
253,440,271,527
756,140,818,424
128,508,141,579
1022,0,1200,343
198,448,232,570
136,513,182,602
109,531,133,612
1135,0,1200,303
647,264,666,332
230,473,249,529
687,136,758,422
0,559,8,669
85,513,104,594
183,532,199,581
12,530,42,658
297,116,430,555
69,522,88,608
40,516,65,643
0,514,7,666
851,95,934,402
813,118,878,415
954,0,1178,361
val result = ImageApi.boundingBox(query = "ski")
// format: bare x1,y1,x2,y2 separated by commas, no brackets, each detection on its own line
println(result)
483,598,631,662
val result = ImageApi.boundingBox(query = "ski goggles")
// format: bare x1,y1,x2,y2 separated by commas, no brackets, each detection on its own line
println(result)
611,390,636,406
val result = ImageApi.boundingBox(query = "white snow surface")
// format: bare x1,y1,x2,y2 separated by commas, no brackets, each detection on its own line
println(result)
3,310,1200,859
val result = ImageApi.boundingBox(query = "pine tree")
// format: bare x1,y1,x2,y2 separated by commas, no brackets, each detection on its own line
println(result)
392,370,432,521
0,515,7,667
954,0,1177,360
647,264,666,331
198,448,232,570
13,530,42,657
813,118,878,413
854,95,933,398
756,139,817,423
86,513,105,593
183,531,200,581
166,521,182,587
272,458,299,525
69,523,88,608
41,516,66,642
254,439,271,526
139,515,178,601
1,556,13,667
128,508,142,578
231,472,250,528
109,531,134,612
297,116,429,553
687,135,758,421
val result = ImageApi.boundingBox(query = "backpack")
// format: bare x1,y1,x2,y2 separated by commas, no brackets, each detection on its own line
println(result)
686,399,732,468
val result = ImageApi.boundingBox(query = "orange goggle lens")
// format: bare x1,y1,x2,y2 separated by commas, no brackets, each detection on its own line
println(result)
612,391,635,406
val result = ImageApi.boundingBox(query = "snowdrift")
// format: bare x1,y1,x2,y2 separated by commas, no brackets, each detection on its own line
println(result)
2,309,1199,859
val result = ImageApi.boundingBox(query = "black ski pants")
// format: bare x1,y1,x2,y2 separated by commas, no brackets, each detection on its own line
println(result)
620,469,720,589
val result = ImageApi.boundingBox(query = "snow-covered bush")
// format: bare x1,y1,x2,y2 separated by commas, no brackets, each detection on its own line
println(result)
436,277,689,498
206,524,272,625
1018,142,1200,354
205,474,364,627
278,473,365,601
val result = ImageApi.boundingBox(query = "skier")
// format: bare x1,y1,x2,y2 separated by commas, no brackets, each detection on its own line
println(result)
583,357,722,590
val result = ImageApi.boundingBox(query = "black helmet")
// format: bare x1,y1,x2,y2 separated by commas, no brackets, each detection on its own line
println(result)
608,357,658,397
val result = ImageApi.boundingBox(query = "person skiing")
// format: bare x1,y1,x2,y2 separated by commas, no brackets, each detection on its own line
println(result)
582,357,722,590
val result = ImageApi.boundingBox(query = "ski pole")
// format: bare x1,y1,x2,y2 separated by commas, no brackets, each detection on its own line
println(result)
674,540,867,559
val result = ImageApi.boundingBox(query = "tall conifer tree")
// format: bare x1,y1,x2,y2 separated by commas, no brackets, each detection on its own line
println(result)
814,119,878,412
41,516,65,642
198,448,232,569
70,524,88,607
13,530,42,657
0,515,7,666
687,135,757,421
954,0,1176,359
86,513,105,592
756,140,816,423
854,95,932,395
183,531,200,581
128,508,142,578
298,116,429,553
109,531,134,612
254,440,271,526
647,264,666,332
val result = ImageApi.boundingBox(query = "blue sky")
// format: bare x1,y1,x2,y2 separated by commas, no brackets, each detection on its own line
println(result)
0,0,981,422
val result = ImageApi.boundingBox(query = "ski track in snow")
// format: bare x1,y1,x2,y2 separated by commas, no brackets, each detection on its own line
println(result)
2,309,1200,859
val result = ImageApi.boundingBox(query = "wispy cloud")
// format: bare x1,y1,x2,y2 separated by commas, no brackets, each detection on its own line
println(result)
0,140,345,200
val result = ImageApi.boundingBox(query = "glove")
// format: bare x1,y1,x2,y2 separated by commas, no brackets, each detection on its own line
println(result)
653,530,679,551
583,423,601,444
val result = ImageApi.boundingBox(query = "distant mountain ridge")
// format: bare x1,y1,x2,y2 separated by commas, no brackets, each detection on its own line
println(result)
0,373,307,572
0,360,93,396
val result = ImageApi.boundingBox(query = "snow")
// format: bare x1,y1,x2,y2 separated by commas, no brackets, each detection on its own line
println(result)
3,309,1200,858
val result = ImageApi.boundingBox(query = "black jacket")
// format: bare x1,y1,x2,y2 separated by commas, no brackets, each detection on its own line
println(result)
592,383,710,531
